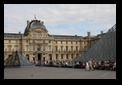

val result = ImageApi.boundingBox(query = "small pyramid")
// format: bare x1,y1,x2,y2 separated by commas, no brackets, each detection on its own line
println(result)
4,51,33,67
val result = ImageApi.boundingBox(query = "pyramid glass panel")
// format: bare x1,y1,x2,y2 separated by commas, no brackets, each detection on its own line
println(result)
76,24,116,62
4,51,33,67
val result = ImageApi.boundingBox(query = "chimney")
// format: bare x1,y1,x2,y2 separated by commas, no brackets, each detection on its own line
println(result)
27,20,30,26
19,31,21,34
87,32,91,38
101,31,103,34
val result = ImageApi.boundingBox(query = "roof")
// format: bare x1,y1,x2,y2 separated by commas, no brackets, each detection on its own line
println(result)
24,20,47,35
4,33,23,37
49,35,82,39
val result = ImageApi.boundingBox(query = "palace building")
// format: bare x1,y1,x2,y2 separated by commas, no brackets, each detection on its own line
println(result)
4,18,105,62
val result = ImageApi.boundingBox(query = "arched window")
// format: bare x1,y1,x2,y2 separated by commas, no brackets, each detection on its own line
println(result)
66,46,68,51
12,48,14,52
61,46,63,51
55,46,58,51
71,54,74,59
56,54,58,59
61,54,63,59
66,54,68,59
26,54,29,60
5,48,7,52
37,45,40,51
76,46,78,51
71,46,73,51
49,54,52,60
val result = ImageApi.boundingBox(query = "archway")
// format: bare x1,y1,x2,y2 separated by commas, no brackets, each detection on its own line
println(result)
38,53,42,61
26,54,29,60
49,54,52,60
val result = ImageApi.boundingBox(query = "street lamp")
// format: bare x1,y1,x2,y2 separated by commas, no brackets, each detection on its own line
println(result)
19,31,22,54
33,51,37,61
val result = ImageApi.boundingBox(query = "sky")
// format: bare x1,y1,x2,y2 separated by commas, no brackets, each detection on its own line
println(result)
4,4,116,36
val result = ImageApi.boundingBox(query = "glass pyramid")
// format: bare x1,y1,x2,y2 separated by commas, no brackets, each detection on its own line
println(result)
78,24,116,62
4,51,33,67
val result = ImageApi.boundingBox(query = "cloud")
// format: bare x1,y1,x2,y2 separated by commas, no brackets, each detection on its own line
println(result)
4,4,116,36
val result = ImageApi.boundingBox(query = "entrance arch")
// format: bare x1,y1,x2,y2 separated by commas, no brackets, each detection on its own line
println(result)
38,53,42,61
26,54,29,60
49,54,52,60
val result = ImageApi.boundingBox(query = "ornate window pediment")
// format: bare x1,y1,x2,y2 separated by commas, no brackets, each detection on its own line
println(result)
29,29,48,39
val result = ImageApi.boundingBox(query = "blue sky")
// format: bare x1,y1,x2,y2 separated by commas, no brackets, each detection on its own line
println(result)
4,4,116,36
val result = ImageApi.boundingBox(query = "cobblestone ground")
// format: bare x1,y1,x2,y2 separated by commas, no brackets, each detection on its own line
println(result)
4,66,116,79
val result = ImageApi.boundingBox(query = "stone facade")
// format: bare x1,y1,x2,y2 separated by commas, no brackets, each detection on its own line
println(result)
4,19,105,62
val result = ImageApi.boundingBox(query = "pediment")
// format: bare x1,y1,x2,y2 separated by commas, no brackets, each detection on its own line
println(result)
28,28,48,39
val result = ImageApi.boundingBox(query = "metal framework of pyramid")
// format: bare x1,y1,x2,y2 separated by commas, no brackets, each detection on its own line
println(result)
4,51,33,67
78,24,116,62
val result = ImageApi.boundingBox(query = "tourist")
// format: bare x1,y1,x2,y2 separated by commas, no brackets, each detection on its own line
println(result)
85,61,90,71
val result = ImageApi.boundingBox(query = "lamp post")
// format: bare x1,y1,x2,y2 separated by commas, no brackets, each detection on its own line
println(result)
21,33,22,54
33,51,37,61
19,31,22,54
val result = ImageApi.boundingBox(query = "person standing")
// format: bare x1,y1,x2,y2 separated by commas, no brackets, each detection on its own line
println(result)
89,59,94,71
85,61,90,71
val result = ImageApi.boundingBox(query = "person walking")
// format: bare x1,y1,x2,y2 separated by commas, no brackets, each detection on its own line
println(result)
89,59,94,71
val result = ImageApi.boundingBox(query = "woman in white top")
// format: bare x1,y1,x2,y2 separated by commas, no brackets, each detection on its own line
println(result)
85,61,90,71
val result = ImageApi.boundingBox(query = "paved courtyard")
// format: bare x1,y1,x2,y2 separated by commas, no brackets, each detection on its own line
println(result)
4,66,116,79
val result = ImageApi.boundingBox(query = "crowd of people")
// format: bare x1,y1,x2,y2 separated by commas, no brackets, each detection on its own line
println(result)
30,60,72,67
83,59,116,71
30,59,116,71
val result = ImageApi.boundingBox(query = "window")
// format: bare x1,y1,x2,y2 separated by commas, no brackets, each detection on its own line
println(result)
66,41,68,44
61,46,63,51
56,46,58,51
71,46,73,51
12,48,14,52
37,45,40,51
43,46,45,51
76,54,79,57
66,46,68,51
25,46,28,51
8,47,11,52
9,40,11,43
37,46,40,51
76,46,78,51
5,48,7,52
84,46,87,51
61,41,62,44
16,40,18,43
33,46,35,51
15,45,18,51
71,54,74,59
43,40,45,43
71,41,73,44
61,54,63,59
56,54,58,59
26,40,28,43
66,54,68,59
49,46,51,51
33,40,35,43
49,40,51,43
